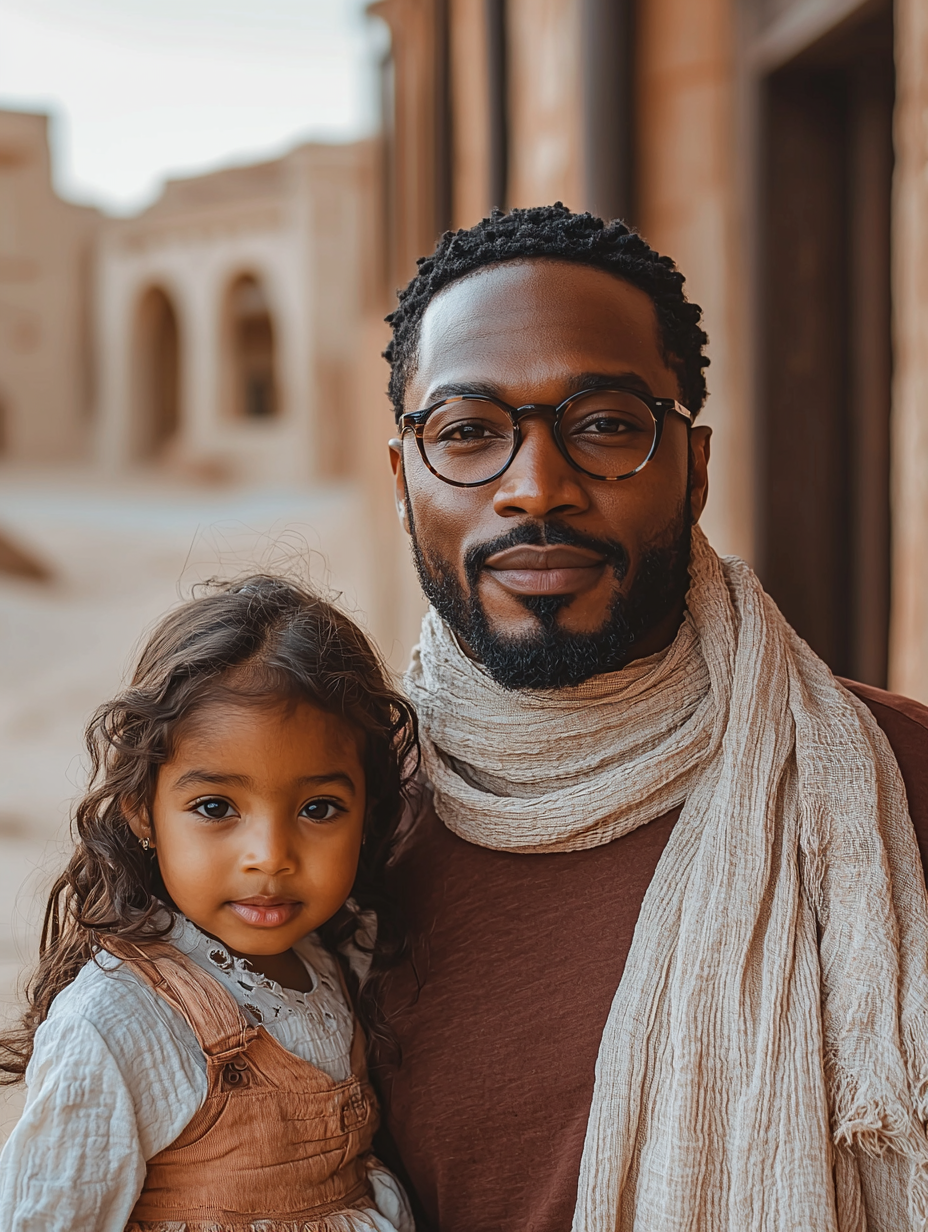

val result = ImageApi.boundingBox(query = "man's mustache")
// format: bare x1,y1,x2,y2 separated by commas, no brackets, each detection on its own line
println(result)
463,522,630,590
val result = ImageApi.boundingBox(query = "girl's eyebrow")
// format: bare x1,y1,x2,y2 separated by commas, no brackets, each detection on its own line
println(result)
171,770,357,794
296,773,357,796
172,769,251,790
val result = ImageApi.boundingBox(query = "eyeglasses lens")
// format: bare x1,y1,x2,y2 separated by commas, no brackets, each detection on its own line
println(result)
420,391,658,484
421,400,515,484
559,391,658,479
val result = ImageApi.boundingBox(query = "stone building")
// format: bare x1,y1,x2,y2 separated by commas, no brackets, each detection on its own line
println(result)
0,110,100,462
0,113,386,486
94,141,382,485
372,0,928,703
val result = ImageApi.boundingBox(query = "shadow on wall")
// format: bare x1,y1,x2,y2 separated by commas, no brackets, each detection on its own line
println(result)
0,528,51,581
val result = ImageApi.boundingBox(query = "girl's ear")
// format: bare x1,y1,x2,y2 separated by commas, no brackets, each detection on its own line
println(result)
124,801,155,850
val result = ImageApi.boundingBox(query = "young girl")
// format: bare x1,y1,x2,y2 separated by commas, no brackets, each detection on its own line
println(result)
0,576,418,1232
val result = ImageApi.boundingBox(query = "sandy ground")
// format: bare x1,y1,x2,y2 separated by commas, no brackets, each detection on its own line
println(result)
0,464,397,1142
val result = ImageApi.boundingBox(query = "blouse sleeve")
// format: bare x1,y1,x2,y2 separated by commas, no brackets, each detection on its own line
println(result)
0,971,206,1232
366,1159,416,1232
0,1013,149,1232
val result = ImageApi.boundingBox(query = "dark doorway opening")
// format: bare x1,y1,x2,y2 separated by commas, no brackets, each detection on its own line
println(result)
225,275,279,422
758,1,893,685
135,286,181,458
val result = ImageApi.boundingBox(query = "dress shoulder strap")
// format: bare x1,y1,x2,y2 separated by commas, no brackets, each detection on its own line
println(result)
100,937,257,1059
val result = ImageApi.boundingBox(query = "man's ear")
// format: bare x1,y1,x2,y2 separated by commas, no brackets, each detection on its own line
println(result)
689,425,712,523
388,438,411,535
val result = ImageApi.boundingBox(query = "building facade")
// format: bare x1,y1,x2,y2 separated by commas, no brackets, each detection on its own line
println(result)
94,140,381,486
372,0,928,703
0,111,100,463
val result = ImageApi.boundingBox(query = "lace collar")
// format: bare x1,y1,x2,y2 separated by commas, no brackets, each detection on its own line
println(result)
168,914,348,1032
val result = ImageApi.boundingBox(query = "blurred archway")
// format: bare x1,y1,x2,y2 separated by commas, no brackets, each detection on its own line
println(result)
223,274,279,421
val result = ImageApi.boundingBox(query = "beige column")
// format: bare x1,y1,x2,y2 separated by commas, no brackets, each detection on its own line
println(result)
370,0,444,284
178,273,219,461
889,0,928,703
506,0,584,210
94,242,137,470
448,0,492,228
636,0,753,562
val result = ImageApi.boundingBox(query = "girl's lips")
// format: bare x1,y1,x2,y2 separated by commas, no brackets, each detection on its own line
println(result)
227,899,302,928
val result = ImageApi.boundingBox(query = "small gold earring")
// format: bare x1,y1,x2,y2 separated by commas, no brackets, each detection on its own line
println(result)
141,836,150,851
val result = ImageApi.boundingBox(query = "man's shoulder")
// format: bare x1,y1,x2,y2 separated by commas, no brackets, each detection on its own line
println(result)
838,678,928,753
839,678,928,863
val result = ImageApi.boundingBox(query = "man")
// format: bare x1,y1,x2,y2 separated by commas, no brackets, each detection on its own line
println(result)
372,204,928,1231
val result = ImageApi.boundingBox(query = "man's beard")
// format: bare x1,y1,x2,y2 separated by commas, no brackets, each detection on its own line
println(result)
407,501,693,691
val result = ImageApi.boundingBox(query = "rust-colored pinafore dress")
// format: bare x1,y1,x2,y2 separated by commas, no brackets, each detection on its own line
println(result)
105,939,381,1232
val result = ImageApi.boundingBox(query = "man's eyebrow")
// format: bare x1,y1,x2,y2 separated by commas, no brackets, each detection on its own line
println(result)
569,371,655,396
421,380,503,404
421,372,656,406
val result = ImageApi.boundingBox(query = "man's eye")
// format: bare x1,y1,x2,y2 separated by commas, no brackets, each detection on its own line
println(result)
438,420,502,442
576,414,635,435
300,799,341,823
193,797,235,820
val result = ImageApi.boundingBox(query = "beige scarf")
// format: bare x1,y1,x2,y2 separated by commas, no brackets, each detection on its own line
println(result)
405,526,928,1231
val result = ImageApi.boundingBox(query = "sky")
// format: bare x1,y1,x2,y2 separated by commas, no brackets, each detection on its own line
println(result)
0,0,385,215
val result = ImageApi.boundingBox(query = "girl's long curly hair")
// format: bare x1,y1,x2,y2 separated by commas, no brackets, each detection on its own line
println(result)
0,575,418,1083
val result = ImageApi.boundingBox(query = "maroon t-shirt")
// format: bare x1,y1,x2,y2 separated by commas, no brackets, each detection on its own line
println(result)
373,682,928,1232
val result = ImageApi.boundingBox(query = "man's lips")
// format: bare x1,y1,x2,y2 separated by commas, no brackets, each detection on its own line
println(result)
227,897,302,928
482,545,607,596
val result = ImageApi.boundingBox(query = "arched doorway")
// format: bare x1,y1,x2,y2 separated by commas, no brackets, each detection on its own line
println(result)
223,274,278,420
134,286,180,458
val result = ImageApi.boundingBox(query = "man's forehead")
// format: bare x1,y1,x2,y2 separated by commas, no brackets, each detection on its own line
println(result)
409,258,677,406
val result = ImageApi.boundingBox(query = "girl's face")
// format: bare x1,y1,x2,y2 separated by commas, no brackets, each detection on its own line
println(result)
137,697,366,985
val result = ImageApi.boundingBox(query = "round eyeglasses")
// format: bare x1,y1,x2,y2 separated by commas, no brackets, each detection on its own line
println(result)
399,387,693,487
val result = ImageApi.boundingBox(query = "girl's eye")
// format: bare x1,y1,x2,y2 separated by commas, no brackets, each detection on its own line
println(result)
193,797,236,821
299,799,341,823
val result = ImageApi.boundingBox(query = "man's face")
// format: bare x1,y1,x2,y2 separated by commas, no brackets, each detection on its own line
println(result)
390,259,711,688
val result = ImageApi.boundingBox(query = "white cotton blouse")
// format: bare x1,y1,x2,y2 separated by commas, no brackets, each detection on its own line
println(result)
0,916,413,1232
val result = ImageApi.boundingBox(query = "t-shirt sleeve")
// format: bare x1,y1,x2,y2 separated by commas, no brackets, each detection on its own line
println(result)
0,970,206,1232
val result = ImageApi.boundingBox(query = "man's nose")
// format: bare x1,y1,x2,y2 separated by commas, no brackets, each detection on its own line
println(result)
492,412,589,519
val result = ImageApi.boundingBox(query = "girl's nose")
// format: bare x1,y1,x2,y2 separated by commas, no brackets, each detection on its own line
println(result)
241,815,297,876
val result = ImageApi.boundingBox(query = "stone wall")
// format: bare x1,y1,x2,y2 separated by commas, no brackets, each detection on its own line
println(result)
0,111,100,462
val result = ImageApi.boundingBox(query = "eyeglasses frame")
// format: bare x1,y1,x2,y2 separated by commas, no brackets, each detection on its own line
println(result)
399,386,694,487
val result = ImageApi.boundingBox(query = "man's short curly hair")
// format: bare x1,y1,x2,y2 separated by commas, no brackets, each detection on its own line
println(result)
384,203,710,421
